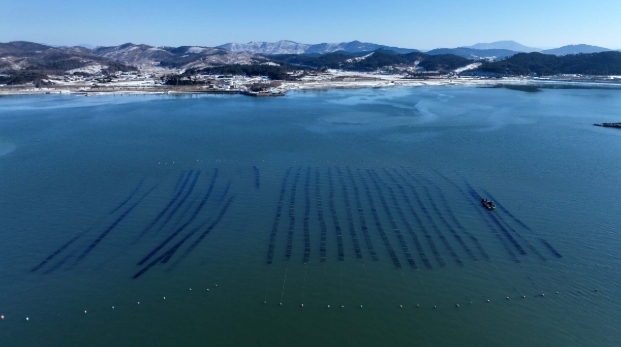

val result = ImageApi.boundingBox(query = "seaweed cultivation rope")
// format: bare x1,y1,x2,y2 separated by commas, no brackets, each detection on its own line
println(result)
328,168,344,261
285,167,302,259
356,168,401,269
346,167,378,261
337,167,363,259
384,169,445,267
375,169,432,269
366,169,417,269
267,168,292,264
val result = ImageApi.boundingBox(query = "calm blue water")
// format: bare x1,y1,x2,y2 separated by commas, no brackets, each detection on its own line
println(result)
1,87,621,346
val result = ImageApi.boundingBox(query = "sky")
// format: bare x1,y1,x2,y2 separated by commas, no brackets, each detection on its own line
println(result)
1,0,620,50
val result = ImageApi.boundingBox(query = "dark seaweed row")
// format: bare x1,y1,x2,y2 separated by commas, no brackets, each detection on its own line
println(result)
482,188,561,259
303,167,311,264
110,177,146,215
327,168,345,261
133,196,234,279
161,171,221,263
173,171,187,193
157,171,202,231
137,170,217,266
357,168,401,269
395,169,462,266
462,180,527,256
267,168,292,264
133,170,194,242
253,166,260,189
316,168,328,262
42,251,76,275
161,189,232,267
336,167,362,259
435,172,520,263
31,233,84,272
384,169,444,267
367,169,417,269
496,213,547,261
376,169,432,269
346,167,378,261
416,172,489,260
76,185,157,263
285,167,302,259
540,239,563,258
404,169,478,262
482,189,532,231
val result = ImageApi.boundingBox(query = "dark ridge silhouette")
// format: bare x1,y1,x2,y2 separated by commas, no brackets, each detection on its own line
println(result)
267,168,292,264
110,177,146,215
76,185,157,263
395,169,462,266
327,168,344,261
303,167,311,264
137,170,218,266
415,172,489,260
367,169,416,269
316,168,328,262
336,167,362,259
357,168,401,269
435,171,520,263
346,167,378,261
285,167,302,259
133,170,195,242
403,169,478,262
376,169,432,269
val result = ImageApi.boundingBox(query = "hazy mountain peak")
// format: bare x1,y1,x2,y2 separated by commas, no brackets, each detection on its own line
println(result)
467,40,540,52
217,40,417,55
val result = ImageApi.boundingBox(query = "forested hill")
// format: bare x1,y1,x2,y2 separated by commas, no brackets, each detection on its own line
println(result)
479,51,621,75
269,51,473,72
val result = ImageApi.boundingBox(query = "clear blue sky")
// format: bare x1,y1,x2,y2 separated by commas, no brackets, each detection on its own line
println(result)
2,0,620,49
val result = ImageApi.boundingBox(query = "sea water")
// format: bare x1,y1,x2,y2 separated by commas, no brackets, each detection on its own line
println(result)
0,87,620,346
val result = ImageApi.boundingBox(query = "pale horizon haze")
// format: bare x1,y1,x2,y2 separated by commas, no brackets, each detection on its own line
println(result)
1,0,620,50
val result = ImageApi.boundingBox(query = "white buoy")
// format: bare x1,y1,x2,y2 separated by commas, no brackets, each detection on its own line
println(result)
112,306,115,309
360,305,363,308
416,304,420,308
26,317,29,321
163,297,166,300
541,294,545,297
263,301,266,304
341,305,344,308
327,305,330,308
206,289,209,291
486,300,490,303
301,304,304,307
279,303,282,306
189,288,192,291
84,310,87,314
522,295,526,299
215,284,218,287
556,291,559,294
506,296,510,300
433,306,437,309
456,304,459,307
399,305,403,308
138,302,140,305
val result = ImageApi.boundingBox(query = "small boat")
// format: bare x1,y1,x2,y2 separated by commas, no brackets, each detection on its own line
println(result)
481,198,496,210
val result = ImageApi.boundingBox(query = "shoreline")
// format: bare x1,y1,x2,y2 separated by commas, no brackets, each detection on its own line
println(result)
1,77,621,97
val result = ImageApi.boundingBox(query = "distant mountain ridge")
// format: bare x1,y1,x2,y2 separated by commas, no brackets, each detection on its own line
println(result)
466,40,540,52
217,40,418,55
541,44,611,56
426,47,518,60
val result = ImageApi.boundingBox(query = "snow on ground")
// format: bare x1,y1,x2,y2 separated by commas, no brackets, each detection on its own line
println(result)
454,62,482,74
67,64,107,75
